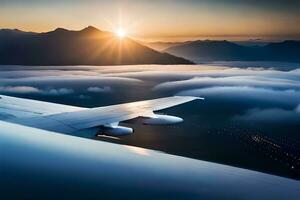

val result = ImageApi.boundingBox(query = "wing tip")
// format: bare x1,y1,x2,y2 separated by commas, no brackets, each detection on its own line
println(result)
175,95,205,101
194,96,205,100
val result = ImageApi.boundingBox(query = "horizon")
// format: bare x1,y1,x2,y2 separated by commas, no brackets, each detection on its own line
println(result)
1,0,300,42
1,25,299,43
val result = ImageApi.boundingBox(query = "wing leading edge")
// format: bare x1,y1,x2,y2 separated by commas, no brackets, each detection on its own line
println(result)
46,96,203,130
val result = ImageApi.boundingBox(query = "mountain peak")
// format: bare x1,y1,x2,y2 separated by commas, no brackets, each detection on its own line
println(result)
81,26,101,33
165,39,300,63
0,28,35,36
53,28,68,33
50,26,100,34
0,26,193,65
0,28,20,32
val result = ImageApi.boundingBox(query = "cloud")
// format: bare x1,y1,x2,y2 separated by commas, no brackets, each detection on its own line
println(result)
110,65,300,83
45,88,74,96
0,86,40,94
207,61,300,70
153,76,300,92
233,107,300,123
0,86,74,96
176,86,300,107
296,104,300,113
1,65,299,107
87,86,111,93
78,94,91,99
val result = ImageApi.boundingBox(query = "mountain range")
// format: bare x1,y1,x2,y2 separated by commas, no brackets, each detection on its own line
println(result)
0,26,192,66
1,26,299,66
142,41,191,51
164,40,300,63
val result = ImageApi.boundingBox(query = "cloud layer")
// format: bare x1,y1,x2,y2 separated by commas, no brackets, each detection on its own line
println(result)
0,86,73,96
87,86,111,93
0,64,299,124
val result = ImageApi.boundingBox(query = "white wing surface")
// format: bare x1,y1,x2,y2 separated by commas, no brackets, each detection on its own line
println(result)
1,120,300,200
0,95,202,137
0,95,85,118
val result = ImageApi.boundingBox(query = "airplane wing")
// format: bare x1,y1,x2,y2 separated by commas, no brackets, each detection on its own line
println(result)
0,94,85,118
0,95,203,137
1,120,300,200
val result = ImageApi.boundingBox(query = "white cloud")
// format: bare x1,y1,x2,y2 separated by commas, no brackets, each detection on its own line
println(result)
176,86,300,107
206,61,300,69
0,86,74,96
45,88,74,96
0,86,40,94
153,76,300,92
1,65,300,104
87,86,111,93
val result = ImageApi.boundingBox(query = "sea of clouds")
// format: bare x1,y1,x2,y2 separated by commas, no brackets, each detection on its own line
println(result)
0,64,299,124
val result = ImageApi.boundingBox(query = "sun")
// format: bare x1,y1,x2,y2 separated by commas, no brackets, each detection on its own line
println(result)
116,28,126,38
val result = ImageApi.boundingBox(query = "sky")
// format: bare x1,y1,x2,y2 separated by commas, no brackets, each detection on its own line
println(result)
0,0,300,41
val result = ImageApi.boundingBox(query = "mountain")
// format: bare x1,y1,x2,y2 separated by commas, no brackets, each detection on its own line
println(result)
0,26,193,66
233,39,269,47
164,40,300,63
142,41,191,51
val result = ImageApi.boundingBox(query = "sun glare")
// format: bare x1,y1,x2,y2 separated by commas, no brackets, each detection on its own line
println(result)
116,28,126,38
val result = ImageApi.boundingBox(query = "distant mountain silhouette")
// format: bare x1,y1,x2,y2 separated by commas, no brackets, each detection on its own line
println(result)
233,39,269,47
165,40,300,63
0,26,193,66
142,41,191,51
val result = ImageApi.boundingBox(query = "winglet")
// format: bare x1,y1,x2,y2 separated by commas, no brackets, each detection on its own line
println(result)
175,96,205,100
195,96,205,100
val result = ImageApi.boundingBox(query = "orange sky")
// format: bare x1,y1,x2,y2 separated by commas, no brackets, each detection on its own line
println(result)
1,0,300,41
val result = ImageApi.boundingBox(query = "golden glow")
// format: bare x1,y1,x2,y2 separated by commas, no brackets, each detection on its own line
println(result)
126,146,151,156
116,28,126,38
1,1,299,41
